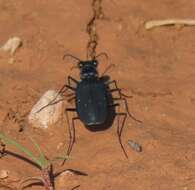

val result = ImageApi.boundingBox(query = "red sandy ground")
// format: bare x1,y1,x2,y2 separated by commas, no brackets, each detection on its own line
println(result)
0,0,195,189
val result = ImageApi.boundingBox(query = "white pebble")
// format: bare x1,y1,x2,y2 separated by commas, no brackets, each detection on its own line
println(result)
8,57,15,64
0,37,22,55
57,142,64,150
56,170,79,189
28,90,64,129
128,140,142,152
0,170,9,179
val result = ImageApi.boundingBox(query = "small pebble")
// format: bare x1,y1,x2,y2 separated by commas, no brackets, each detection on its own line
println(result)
8,57,15,64
0,37,22,55
62,170,74,176
117,23,123,31
0,170,9,179
57,142,64,150
128,140,142,152
0,109,7,125
56,170,79,189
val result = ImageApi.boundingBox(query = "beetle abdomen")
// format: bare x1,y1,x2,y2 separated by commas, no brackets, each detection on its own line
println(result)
76,80,108,126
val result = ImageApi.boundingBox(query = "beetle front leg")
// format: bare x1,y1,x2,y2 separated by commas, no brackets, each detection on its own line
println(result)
55,75,78,96
67,76,79,86
65,76,78,94
61,76,78,95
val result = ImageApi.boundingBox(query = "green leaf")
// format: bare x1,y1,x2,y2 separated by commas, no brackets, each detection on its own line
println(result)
29,137,49,169
51,155,70,163
0,132,42,168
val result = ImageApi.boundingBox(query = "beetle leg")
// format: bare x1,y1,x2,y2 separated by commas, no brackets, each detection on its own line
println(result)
36,77,77,113
109,88,133,99
108,103,119,107
68,76,79,85
36,98,65,113
108,102,128,158
109,88,122,99
106,80,132,98
63,108,78,165
67,96,76,103
65,92,75,97
57,76,77,96
65,84,76,91
116,110,128,158
105,80,118,88
35,83,70,113
114,98,142,123
101,64,115,77
65,76,79,93
35,83,74,113
57,76,77,97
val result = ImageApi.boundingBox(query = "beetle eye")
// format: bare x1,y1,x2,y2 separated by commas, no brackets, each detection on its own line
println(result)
93,61,97,66
79,63,82,68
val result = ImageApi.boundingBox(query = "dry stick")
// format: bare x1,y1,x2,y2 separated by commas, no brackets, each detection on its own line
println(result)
145,19,195,30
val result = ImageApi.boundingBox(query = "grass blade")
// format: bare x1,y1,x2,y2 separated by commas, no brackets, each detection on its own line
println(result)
0,132,42,167
29,137,49,168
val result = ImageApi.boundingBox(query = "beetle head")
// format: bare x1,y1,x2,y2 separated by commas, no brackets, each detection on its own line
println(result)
79,60,98,68
79,60,99,80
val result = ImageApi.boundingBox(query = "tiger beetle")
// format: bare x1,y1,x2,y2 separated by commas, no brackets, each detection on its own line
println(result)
38,53,141,161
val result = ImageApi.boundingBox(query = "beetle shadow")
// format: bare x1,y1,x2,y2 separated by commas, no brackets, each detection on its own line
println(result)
85,75,116,132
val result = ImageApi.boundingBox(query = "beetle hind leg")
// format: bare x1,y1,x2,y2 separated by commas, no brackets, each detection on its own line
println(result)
116,110,128,158
63,108,78,165
108,103,128,158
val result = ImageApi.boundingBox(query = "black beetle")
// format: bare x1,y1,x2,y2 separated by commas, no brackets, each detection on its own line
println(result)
37,53,141,160
76,60,108,126
60,54,141,160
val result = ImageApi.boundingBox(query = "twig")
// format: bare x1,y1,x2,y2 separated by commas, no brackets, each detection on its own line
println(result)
145,19,195,30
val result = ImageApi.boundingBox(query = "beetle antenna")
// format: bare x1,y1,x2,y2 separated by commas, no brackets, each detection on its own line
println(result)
101,64,115,77
70,65,79,71
63,54,81,62
95,52,109,60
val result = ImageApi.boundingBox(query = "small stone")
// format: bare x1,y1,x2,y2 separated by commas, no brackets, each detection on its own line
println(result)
0,109,7,125
0,170,9,179
0,37,22,55
128,140,142,152
117,23,123,31
56,170,79,189
57,142,64,150
62,170,74,176
28,90,64,129
8,57,15,64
